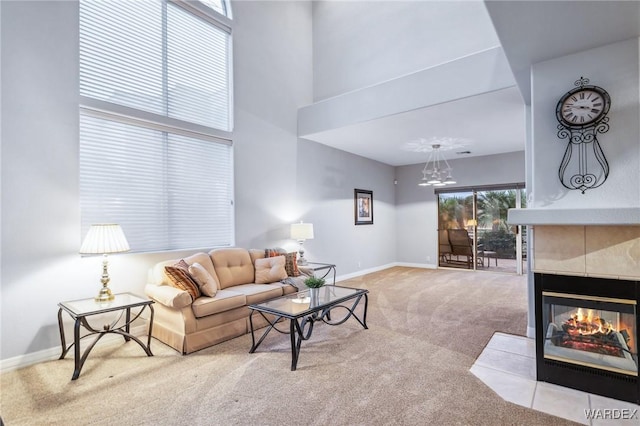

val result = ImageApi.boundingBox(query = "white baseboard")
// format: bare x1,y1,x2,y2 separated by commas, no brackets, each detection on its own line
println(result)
335,262,397,282
0,324,148,374
527,325,536,339
395,262,437,269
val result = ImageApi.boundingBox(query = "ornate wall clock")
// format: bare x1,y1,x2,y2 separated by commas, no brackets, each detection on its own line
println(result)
555,77,611,194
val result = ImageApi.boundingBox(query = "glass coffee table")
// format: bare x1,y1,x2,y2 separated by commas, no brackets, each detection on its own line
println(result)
248,285,368,371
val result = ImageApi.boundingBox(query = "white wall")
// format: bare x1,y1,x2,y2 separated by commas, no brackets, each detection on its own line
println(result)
312,0,499,101
232,0,312,251
233,1,397,275
395,151,526,265
530,37,640,208
2,0,86,359
296,139,397,272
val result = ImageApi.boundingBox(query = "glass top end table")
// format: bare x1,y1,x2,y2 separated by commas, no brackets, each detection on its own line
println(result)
302,262,336,285
57,292,154,380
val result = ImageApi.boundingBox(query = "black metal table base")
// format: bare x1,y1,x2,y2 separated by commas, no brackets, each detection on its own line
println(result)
58,304,154,380
249,293,368,371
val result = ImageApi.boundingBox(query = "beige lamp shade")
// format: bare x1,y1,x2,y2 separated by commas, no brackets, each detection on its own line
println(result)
80,224,130,254
290,222,314,241
466,219,478,227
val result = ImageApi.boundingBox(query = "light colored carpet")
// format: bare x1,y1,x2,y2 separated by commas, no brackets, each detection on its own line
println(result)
1,267,577,425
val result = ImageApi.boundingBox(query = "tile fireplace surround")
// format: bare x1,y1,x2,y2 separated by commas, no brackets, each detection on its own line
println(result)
533,225,640,280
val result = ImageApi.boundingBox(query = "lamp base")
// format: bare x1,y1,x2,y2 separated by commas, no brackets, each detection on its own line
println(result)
95,254,115,302
297,245,308,266
95,286,115,302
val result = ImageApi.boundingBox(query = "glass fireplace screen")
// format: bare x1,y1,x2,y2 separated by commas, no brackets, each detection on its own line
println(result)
542,292,638,376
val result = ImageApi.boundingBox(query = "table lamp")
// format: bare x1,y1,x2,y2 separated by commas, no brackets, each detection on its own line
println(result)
80,224,130,302
290,221,314,265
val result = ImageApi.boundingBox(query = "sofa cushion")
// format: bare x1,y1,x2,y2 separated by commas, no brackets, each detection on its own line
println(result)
191,289,246,318
249,249,265,264
209,248,255,289
188,262,218,297
229,283,283,305
165,265,201,301
254,256,288,284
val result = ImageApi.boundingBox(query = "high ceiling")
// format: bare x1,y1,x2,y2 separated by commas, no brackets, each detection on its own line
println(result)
301,1,640,167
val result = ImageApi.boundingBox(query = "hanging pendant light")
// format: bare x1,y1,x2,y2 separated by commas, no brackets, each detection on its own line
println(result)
417,144,456,187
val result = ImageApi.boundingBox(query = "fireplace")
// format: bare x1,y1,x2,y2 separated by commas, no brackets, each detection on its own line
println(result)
535,273,640,404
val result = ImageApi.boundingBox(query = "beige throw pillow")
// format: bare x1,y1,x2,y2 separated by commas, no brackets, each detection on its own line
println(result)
254,255,288,284
188,262,218,297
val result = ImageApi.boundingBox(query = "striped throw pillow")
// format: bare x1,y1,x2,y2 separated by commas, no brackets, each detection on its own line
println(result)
165,265,201,301
284,252,300,277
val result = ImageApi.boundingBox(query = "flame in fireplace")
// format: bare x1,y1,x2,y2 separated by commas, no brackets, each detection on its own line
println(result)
567,308,614,336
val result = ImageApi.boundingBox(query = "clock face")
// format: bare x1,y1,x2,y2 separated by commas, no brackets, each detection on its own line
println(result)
558,87,609,127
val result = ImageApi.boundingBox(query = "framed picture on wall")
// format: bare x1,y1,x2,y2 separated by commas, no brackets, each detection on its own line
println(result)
354,189,373,225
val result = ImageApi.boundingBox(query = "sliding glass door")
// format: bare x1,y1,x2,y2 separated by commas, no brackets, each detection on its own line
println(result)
437,184,526,274
438,191,477,269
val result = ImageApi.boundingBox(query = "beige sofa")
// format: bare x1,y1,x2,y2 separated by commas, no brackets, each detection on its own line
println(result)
145,247,308,354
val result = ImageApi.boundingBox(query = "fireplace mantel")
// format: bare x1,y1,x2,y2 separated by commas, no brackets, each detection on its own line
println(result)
507,207,640,226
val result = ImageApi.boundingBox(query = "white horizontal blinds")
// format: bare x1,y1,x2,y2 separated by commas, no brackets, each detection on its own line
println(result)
79,0,234,252
80,0,231,132
80,115,170,252
167,134,232,249
79,0,165,115
167,3,231,130
80,114,233,252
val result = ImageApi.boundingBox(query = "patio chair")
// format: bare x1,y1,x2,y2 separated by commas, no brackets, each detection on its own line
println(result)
447,228,484,269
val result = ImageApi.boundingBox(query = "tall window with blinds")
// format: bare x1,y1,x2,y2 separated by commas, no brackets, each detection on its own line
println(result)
79,0,234,252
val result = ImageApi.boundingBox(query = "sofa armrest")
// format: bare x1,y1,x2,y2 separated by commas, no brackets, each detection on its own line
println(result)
144,284,192,309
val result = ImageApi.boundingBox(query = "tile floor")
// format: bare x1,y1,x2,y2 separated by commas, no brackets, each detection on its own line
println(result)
470,332,640,425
